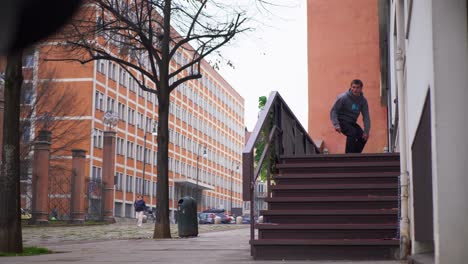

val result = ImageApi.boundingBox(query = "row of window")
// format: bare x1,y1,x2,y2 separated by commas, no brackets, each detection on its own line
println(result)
103,136,241,192
97,60,160,102
115,171,153,195
168,129,240,169
174,83,244,137
171,51,243,119
113,169,241,200
169,102,242,152
96,59,244,138
94,93,242,156
167,157,241,192
91,151,240,194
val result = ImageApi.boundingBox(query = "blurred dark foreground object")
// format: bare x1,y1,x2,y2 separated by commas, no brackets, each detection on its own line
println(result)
0,0,82,54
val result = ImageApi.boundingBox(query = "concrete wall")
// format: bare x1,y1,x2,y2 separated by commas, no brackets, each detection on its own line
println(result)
431,0,468,263
404,1,434,143
389,0,468,262
307,0,388,154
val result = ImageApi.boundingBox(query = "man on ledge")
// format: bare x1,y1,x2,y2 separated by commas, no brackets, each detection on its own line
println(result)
330,79,370,153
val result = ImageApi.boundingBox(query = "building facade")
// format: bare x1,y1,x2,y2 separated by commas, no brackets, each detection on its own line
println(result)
307,0,389,154
381,0,468,263
9,39,245,221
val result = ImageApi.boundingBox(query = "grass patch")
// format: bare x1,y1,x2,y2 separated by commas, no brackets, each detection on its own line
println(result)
0,246,51,257
22,220,109,227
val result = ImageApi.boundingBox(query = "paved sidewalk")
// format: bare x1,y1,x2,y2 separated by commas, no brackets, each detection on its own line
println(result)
22,221,246,246
3,224,406,264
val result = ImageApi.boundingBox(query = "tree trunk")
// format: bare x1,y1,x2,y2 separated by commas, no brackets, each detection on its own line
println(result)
153,89,171,238
0,50,24,253
153,0,172,239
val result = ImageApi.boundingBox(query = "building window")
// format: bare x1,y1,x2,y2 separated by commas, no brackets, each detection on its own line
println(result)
145,180,150,195
116,137,125,155
127,108,135,125
21,83,33,105
93,129,103,148
111,64,116,80
137,112,144,129
92,166,102,182
95,91,104,111
117,103,126,120
126,175,133,193
135,178,141,194
127,141,134,158
106,96,115,112
97,60,106,74
115,172,123,190
138,86,144,97
20,122,31,143
152,182,157,196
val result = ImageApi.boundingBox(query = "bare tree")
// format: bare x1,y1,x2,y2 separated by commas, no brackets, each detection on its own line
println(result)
19,71,89,218
46,0,249,238
20,70,89,157
0,50,23,253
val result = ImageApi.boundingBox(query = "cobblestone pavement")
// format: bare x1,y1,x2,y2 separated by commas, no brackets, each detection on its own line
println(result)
23,221,248,247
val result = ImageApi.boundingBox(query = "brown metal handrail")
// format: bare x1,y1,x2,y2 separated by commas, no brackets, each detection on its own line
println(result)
242,91,320,248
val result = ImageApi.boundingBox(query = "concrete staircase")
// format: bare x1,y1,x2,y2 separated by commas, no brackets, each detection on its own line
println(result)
251,153,400,260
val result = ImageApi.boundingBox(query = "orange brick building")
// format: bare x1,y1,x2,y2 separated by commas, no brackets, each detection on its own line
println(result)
307,0,388,153
3,36,245,220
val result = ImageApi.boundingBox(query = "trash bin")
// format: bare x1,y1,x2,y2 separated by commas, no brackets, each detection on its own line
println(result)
177,196,198,237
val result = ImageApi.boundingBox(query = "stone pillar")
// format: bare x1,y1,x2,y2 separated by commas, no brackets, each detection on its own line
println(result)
102,131,116,223
31,130,51,224
70,149,86,224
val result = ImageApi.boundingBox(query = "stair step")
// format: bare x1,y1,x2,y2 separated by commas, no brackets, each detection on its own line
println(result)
252,238,399,246
275,172,399,184
261,209,399,216
276,161,400,174
263,210,398,224
251,153,401,260
257,223,398,239
271,183,398,190
271,183,398,197
252,238,400,260
280,153,400,164
266,196,398,210
257,223,398,229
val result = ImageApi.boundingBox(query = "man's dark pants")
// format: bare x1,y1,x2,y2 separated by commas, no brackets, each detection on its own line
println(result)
339,121,367,153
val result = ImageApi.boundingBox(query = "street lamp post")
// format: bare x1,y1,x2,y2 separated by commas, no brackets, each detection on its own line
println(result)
230,163,239,215
142,120,157,199
195,144,207,206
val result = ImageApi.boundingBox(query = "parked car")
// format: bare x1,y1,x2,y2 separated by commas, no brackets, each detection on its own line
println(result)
216,213,230,224
199,209,232,224
241,215,251,224
198,212,215,224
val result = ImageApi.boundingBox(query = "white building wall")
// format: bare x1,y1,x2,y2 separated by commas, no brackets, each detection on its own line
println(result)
431,0,468,263
404,1,434,143
390,0,468,262
395,0,435,255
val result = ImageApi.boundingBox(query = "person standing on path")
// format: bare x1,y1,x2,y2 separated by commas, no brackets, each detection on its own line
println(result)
330,79,370,153
134,195,146,227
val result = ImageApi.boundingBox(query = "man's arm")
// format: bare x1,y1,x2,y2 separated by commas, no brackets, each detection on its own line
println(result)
330,96,343,132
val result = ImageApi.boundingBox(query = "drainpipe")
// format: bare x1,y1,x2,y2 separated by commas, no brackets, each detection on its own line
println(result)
395,0,410,259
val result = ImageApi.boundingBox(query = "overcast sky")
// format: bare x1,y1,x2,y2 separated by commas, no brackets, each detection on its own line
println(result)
216,0,308,131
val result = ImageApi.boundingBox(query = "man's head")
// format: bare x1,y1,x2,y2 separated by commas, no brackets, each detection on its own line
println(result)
137,195,142,200
350,79,363,96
